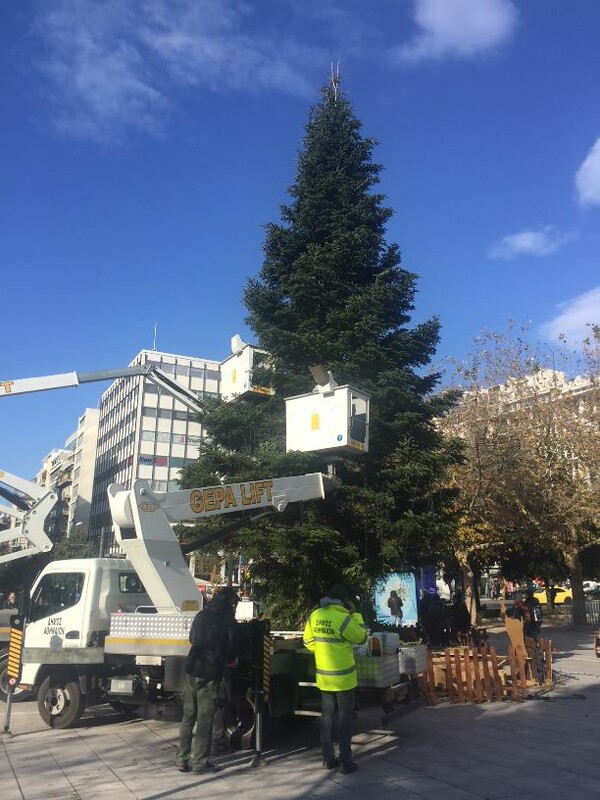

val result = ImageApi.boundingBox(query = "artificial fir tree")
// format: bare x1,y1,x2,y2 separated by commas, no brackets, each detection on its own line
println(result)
181,81,459,627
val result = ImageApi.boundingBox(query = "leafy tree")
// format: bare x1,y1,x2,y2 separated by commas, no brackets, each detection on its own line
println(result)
181,81,459,627
0,553,48,598
51,529,94,561
0,530,94,610
439,323,600,622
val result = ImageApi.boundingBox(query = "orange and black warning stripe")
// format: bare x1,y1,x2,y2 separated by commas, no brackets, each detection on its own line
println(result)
262,634,271,694
7,618,24,683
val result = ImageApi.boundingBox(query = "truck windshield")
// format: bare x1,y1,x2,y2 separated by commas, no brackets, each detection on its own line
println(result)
30,572,85,622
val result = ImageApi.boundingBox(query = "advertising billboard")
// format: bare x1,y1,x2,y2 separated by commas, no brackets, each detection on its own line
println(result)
374,572,418,627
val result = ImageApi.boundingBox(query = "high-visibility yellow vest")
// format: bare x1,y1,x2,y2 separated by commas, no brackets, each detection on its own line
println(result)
303,603,367,692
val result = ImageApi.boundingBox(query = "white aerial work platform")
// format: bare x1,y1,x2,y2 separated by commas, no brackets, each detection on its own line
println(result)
220,334,274,401
285,367,370,456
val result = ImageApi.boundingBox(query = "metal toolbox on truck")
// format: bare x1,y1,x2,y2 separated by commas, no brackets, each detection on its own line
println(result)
105,612,196,656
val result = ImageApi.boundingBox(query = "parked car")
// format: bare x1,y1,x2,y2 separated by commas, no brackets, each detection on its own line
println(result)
533,586,573,605
583,581,600,593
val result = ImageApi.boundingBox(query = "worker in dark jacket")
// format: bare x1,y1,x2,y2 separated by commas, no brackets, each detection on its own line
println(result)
450,591,471,644
176,587,239,774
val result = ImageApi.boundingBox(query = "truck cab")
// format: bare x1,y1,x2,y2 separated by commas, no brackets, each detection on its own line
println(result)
25,559,150,654
21,559,151,727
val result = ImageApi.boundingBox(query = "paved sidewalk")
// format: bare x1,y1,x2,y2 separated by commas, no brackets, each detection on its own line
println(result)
2,623,600,800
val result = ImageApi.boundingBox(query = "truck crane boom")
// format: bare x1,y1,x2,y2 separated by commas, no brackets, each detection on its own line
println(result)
0,364,204,415
0,471,55,564
0,364,209,565
106,472,331,611
0,356,366,572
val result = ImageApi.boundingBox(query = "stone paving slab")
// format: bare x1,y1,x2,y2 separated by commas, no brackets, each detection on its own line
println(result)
2,623,600,799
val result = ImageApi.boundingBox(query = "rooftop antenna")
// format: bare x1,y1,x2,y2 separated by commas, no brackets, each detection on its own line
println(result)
152,322,157,351
330,59,340,101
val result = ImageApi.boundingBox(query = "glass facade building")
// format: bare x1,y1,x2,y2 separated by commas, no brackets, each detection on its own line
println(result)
88,350,220,555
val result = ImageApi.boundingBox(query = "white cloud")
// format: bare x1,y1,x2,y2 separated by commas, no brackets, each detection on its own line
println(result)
488,226,575,260
32,0,323,143
575,137,600,206
540,287,600,343
395,0,517,63
35,3,167,143
139,0,316,95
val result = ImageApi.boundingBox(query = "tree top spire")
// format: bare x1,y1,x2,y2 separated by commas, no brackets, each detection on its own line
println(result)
330,60,341,102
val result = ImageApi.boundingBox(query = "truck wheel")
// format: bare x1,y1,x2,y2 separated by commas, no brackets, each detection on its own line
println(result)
37,676,85,729
0,654,31,703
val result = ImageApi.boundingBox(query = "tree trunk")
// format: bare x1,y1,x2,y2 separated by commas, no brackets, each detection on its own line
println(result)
461,561,479,625
544,575,555,611
565,547,585,625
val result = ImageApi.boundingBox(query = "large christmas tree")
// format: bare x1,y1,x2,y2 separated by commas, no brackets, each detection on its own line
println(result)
181,81,458,627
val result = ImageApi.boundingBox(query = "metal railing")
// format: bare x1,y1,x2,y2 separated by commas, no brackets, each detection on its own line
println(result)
572,599,600,626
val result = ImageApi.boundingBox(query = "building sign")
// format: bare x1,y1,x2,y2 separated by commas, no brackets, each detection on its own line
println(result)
138,455,170,466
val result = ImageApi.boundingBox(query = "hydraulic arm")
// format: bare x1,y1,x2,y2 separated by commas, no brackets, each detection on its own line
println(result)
107,473,332,611
0,365,203,415
0,471,55,564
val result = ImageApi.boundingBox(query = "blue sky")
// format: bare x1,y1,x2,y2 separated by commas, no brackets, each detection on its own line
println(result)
2,0,599,481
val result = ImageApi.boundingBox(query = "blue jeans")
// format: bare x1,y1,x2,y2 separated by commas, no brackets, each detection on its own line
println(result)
320,689,355,764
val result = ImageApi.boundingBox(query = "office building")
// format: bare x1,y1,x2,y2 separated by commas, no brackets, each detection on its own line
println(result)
89,349,220,554
36,447,74,544
67,408,99,540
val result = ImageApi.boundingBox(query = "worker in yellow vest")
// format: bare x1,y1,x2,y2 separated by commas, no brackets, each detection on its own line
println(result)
303,583,368,773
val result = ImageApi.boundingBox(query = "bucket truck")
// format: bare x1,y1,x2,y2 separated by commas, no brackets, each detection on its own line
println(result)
18,471,332,730
0,356,370,733
1,360,210,703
